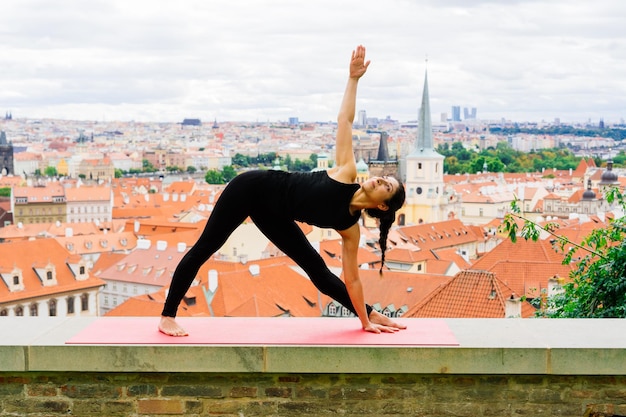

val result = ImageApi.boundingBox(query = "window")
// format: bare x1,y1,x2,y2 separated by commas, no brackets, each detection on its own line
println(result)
30,304,38,316
328,303,337,316
47,271,53,280
79,266,85,275
49,300,57,316
67,297,75,314
479,208,484,217
13,275,19,285
81,294,89,311
15,306,24,316
0,309,7,316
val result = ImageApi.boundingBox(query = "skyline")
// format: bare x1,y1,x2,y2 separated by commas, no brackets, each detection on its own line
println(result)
1,0,625,125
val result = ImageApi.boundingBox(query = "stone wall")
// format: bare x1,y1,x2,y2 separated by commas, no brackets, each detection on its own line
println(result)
1,372,626,416
3,317,626,417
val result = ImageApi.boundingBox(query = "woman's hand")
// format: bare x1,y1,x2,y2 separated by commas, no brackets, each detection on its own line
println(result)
365,309,407,333
349,45,370,79
363,322,400,334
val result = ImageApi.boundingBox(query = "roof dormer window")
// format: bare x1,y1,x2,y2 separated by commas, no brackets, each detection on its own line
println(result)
0,268,25,292
33,263,57,287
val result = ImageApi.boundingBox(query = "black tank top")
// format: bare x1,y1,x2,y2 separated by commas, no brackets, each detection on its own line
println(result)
257,170,360,230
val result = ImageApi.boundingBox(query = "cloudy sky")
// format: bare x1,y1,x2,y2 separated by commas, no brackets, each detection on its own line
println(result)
1,0,625,124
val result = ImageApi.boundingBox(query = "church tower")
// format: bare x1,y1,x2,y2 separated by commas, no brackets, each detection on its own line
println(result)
401,68,446,224
368,131,399,179
0,131,14,176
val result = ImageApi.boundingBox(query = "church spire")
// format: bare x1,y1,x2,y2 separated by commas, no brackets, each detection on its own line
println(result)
413,64,434,154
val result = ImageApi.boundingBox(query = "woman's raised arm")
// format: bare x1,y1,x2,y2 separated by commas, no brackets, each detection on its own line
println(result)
332,46,370,183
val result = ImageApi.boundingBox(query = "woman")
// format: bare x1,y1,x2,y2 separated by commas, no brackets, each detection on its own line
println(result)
159,45,406,336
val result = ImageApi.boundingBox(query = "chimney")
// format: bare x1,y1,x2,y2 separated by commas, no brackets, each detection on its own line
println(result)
136,239,151,250
548,276,565,297
156,240,167,251
249,264,260,276
505,294,522,318
177,242,187,253
208,270,218,293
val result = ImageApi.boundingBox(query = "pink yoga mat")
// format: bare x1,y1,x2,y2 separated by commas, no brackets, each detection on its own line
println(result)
66,317,458,346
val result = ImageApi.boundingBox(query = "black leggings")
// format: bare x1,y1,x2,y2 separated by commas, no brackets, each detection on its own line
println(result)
161,171,372,318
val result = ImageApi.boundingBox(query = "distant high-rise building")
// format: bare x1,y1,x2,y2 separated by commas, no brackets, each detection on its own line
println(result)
357,110,367,128
181,118,201,127
463,107,477,120
288,117,299,126
451,106,461,122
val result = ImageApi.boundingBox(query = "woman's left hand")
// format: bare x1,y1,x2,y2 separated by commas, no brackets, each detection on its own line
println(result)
349,45,370,79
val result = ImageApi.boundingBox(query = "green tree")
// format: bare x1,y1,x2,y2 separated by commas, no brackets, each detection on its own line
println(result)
205,169,224,184
283,154,292,171
222,165,237,182
232,153,249,168
501,188,626,317
44,166,57,177
0,187,10,197
187,166,197,174
614,151,626,167
142,159,157,172
114,169,123,178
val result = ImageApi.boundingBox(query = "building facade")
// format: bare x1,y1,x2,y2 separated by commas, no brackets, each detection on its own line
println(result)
12,183,67,225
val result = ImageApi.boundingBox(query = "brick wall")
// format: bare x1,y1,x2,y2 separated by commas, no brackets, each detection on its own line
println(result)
1,372,626,416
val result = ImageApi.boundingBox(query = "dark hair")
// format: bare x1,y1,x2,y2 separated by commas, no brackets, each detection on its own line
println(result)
364,178,405,274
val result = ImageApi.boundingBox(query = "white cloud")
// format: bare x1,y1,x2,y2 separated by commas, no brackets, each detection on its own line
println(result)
0,0,624,123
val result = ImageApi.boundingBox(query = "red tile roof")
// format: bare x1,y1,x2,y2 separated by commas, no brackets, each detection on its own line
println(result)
0,239,105,304
396,219,481,252
470,238,573,298
405,270,535,318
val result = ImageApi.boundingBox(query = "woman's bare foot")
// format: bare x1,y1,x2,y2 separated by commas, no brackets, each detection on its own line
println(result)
158,316,188,336
369,310,407,330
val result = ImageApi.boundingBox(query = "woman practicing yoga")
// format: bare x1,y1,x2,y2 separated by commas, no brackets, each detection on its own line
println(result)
159,45,406,336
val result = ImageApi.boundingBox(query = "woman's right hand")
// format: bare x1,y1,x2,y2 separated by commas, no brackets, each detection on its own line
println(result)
363,322,400,334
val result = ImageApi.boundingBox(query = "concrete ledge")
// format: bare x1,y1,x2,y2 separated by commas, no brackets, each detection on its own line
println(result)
1,317,626,375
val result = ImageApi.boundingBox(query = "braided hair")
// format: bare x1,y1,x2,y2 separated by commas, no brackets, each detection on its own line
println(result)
365,178,406,274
